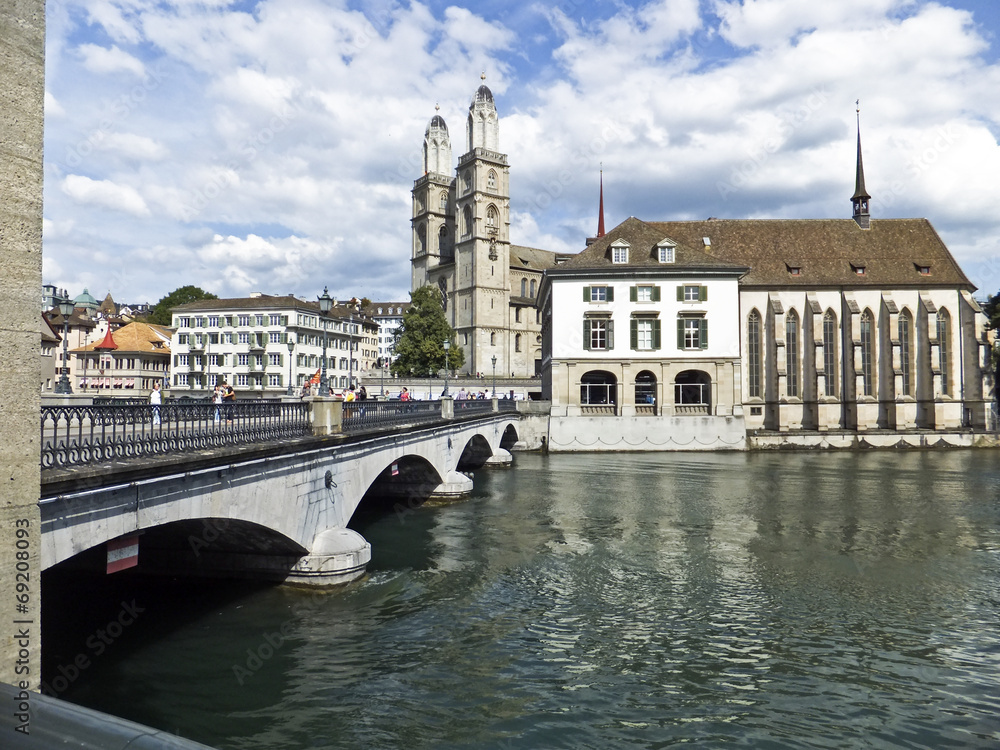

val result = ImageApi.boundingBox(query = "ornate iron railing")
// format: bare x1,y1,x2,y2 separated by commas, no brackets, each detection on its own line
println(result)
41,401,311,469
341,400,442,431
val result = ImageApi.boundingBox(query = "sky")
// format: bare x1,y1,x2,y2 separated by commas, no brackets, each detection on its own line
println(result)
43,0,1000,306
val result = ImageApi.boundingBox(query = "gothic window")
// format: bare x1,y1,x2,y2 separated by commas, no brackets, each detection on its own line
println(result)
521,278,527,296
486,205,498,234
487,170,497,191
440,192,448,210
860,310,874,397
530,279,536,297
462,206,473,238
937,309,950,395
438,278,447,312
490,332,496,345
462,170,472,194
823,310,837,397
899,310,913,397
786,310,800,397
747,310,762,399
416,223,426,255
439,225,452,258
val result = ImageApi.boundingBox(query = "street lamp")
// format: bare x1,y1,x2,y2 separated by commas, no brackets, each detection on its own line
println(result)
54,295,75,394
348,314,354,390
318,286,333,395
491,354,497,398
286,334,295,396
442,339,450,397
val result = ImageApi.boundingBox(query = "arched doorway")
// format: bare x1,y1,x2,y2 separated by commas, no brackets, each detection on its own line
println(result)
674,370,711,414
580,370,617,414
635,370,657,415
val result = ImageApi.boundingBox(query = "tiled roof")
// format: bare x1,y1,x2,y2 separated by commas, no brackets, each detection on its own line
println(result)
511,245,560,272
72,322,173,355
554,217,747,273
645,218,973,289
172,295,374,322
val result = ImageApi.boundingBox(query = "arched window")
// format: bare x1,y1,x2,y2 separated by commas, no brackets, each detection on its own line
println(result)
487,170,497,191
439,192,448,210
462,206,473,238
899,310,912,397
635,371,656,405
438,225,452,258
747,310,762,398
490,332,495,345
786,310,800,398
581,370,617,406
515,334,521,352
462,170,472,194
486,205,498,231
521,278,527,296
860,309,874,397
416,223,426,256
823,310,837,397
530,279,536,297
675,370,711,410
937,309,950,395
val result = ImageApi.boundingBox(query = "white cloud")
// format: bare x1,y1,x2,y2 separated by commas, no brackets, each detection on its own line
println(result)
92,132,169,161
45,90,65,117
76,43,146,76
60,174,151,216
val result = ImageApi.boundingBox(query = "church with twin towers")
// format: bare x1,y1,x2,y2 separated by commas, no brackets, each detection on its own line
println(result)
411,75,558,379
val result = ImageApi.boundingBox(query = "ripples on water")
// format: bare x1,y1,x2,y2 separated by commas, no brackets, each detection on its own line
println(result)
57,451,1000,749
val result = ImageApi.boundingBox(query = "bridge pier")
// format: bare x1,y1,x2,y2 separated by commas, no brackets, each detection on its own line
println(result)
484,448,513,467
429,471,474,499
287,529,371,587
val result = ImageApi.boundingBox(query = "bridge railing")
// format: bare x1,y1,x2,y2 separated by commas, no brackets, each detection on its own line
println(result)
341,400,442,431
40,401,311,469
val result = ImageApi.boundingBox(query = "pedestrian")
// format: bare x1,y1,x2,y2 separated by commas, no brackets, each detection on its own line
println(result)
221,380,235,422
400,387,410,401
359,385,368,401
213,383,223,422
345,386,356,402
149,381,162,425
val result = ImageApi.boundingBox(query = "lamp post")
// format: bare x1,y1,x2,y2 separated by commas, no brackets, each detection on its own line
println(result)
491,354,497,398
286,334,295,396
318,287,333,395
377,357,385,398
54,295,75,394
348,314,354,390
442,339,450,397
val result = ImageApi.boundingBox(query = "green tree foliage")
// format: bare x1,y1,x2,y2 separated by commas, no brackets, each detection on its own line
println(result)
148,285,218,326
983,292,1000,335
391,286,465,377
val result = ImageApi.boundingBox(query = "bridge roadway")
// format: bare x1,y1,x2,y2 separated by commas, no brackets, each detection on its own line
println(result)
40,406,522,586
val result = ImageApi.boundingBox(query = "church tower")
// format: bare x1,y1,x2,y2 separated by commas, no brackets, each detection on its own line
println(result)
411,106,456,292
851,103,871,230
451,74,511,376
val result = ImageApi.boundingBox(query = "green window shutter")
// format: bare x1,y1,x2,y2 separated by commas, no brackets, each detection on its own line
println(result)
606,287,614,302
652,319,661,350
630,287,637,302
677,319,685,349
700,285,708,302
607,320,614,349
281,315,288,326
583,319,591,350
677,285,684,302
583,286,590,302
700,319,709,349
652,285,661,302
173,354,178,366
630,319,638,350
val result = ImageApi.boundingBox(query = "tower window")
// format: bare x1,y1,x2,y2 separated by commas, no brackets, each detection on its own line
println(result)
487,170,497,191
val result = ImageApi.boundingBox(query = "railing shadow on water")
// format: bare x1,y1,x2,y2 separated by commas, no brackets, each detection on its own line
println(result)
40,401,312,469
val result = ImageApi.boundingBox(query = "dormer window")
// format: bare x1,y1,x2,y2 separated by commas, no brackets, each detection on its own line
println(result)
610,240,630,264
786,264,801,276
657,240,675,264
916,264,931,275
851,263,866,276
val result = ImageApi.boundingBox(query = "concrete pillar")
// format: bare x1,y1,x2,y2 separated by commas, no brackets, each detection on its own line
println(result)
1,0,45,691
286,529,371,587
310,398,343,435
441,396,454,419
484,448,512,467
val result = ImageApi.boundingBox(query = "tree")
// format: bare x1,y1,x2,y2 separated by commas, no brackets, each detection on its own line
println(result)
983,292,1000,335
391,286,465,377
147,285,218,325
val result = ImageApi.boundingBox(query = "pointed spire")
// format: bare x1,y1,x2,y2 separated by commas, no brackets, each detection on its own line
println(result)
852,100,871,229
94,326,118,350
597,167,606,238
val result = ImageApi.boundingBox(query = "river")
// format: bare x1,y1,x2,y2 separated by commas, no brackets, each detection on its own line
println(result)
43,450,1000,748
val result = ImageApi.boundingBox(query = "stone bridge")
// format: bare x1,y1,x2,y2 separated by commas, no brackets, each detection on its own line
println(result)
40,413,522,586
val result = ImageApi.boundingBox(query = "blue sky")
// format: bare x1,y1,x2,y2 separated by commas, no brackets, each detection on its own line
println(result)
43,0,1000,304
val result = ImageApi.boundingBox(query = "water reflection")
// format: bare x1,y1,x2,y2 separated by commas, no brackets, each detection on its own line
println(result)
54,451,1000,749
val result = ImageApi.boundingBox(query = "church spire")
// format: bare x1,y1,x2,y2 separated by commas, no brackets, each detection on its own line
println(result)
597,168,605,238
851,100,871,229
